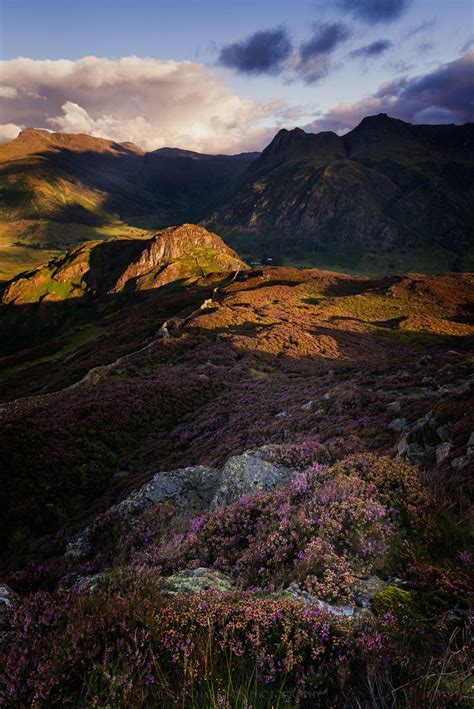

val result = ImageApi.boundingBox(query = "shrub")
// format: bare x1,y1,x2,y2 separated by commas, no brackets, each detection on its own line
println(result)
151,461,394,601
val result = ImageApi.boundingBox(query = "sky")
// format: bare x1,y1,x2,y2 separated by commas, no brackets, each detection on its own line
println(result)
0,0,473,153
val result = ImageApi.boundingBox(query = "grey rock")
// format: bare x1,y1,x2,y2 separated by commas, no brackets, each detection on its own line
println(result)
417,355,432,366
66,448,296,562
301,400,317,412
407,443,427,462
397,434,425,463
66,528,93,562
422,376,435,385
436,442,452,465
388,418,407,433
436,425,451,443
414,411,436,430
451,455,472,470
282,583,372,621
211,450,294,509
111,465,221,519
353,576,388,609
71,573,106,594
387,401,401,416
0,584,15,611
275,410,290,418
163,568,234,595
468,432,474,447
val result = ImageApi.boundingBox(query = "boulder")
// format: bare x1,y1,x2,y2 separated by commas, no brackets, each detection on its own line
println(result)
388,418,407,433
59,573,106,593
396,434,425,463
163,568,235,595
353,575,388,608
210,450,294,509
282,583,373,621
436,442,452,465
65,528,93,562
0,584,16,612
417,355,432,366
65,448,296,562
111,465,221,519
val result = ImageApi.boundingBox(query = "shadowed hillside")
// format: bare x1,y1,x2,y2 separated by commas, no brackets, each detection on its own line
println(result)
207,114,474,274
0,129,258,279
0,224,247,355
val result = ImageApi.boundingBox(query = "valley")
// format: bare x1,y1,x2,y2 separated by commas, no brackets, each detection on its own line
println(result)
1,114,473,281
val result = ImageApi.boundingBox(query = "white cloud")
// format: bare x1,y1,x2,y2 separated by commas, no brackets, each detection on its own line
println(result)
0,55,285,153
0,86,18,99
0,123,23,141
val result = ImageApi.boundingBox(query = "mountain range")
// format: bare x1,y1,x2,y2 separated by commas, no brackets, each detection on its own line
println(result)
1,113,473,280
207,114,474,273
0,127,257,280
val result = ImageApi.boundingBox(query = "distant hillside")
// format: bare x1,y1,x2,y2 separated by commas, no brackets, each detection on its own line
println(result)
2,223,245,303
1,115,474,280
0,129,258,280
0,223,247,354
207,114,474,274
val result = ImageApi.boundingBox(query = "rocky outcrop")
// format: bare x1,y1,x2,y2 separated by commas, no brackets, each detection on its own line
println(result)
66,448,296,561
282,582,374,621
2,224,247,306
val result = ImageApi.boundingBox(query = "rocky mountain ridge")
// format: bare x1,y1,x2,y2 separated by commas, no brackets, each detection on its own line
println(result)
208,114,474,273
1,224,246,306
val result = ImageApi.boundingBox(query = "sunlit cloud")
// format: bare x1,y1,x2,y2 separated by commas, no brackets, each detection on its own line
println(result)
0,56,287,153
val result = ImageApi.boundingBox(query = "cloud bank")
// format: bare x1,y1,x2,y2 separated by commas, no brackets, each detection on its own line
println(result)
1,50,472,154
307,50,474,133
0,56,285,153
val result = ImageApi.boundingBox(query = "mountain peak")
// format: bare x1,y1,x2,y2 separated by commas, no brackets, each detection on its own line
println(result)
251,126,344,172
4,127,144,157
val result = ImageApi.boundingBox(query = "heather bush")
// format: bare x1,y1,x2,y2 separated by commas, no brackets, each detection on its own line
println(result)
1,569,470,708
151,461,394,601
0,574,349,707
329,454,433,534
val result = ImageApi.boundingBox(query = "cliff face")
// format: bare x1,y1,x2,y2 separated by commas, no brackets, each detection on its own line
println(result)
1,224,246,305
207,114,474,264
